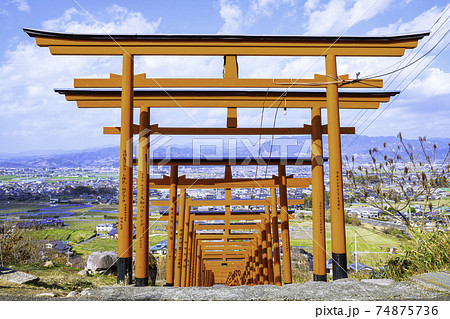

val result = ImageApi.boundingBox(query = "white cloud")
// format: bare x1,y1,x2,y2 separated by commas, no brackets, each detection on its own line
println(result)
12,0,30,13
354,104,450,139
42,5,161,34
409,67,450,97
304,0,320,15
304,0,394,34
0,5,163,152
364,4,450,90
238,56,324,78
218,0,298,34
218,0,244,34
137,56,223,78
249,0,296,17
368,4,450,35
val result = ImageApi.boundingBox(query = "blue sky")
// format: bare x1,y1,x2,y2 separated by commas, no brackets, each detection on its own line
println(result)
0,0,449,154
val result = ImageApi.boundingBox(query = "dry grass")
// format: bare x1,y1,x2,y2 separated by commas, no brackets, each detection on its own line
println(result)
0,262,117,299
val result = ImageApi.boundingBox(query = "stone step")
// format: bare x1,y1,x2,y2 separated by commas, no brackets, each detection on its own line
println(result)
0,267,39,284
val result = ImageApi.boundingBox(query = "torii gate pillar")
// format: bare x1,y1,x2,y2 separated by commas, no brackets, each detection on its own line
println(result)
311,107,327,281
117,53,134,285
325,54,348,280
135,106,150,286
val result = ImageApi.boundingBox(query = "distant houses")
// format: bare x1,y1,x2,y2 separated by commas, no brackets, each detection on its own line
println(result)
40,218,65,227
16,218,66,229
150,239,168,255
107,226,136,239
49,198,70,205
16,220,41,229
346,206,381,219
107,227,118,239
43,240,73,255
96,223,115,232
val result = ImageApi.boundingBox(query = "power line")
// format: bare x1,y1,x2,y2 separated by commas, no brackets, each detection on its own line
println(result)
383,13,450,89
251,0,382,129
362,22,450,81
343,36,450,151
364,5,450,82
343,8,450,151
343,6,450,133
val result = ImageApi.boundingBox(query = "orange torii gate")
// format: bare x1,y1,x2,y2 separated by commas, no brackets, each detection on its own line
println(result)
154,179,301,286
168,218,265,286
54,87,396,286
192,217,283,286
24,28,428,286
159,207,293,286
53,87,397,285
146,159,311,286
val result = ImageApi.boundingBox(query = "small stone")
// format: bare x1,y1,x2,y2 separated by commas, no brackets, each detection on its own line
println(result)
361,279,395,286
37,292,55,297
66,291,77,297
79,269,94,276
80,288,91,296
43,261,54,268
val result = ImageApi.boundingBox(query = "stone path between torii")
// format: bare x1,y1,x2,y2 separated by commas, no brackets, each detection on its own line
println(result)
1,266,449,300
78,273,450,301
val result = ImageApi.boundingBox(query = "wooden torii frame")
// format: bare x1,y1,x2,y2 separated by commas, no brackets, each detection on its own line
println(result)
54,87,397,286
152,168,303,287
24,28,428,285
158,203,296,286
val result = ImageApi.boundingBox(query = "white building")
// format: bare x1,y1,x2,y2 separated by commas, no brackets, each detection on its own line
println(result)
348,206,381,219
96,223,115,232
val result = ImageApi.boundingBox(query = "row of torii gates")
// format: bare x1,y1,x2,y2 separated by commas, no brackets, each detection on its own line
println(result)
25,28,427,286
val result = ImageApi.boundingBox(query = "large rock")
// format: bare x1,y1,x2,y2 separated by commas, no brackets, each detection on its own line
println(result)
86,251,117,274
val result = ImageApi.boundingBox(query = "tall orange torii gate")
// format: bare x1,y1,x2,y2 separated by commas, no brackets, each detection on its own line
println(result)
24,28,428,286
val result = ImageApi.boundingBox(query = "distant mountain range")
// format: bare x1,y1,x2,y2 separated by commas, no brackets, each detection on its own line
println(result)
0,135,448,168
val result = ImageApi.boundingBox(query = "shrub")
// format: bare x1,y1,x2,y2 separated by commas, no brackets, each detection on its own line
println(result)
0,225,42,265
379,229,450,281
345,213,361,226
155,255,166,283
290,249,313,284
